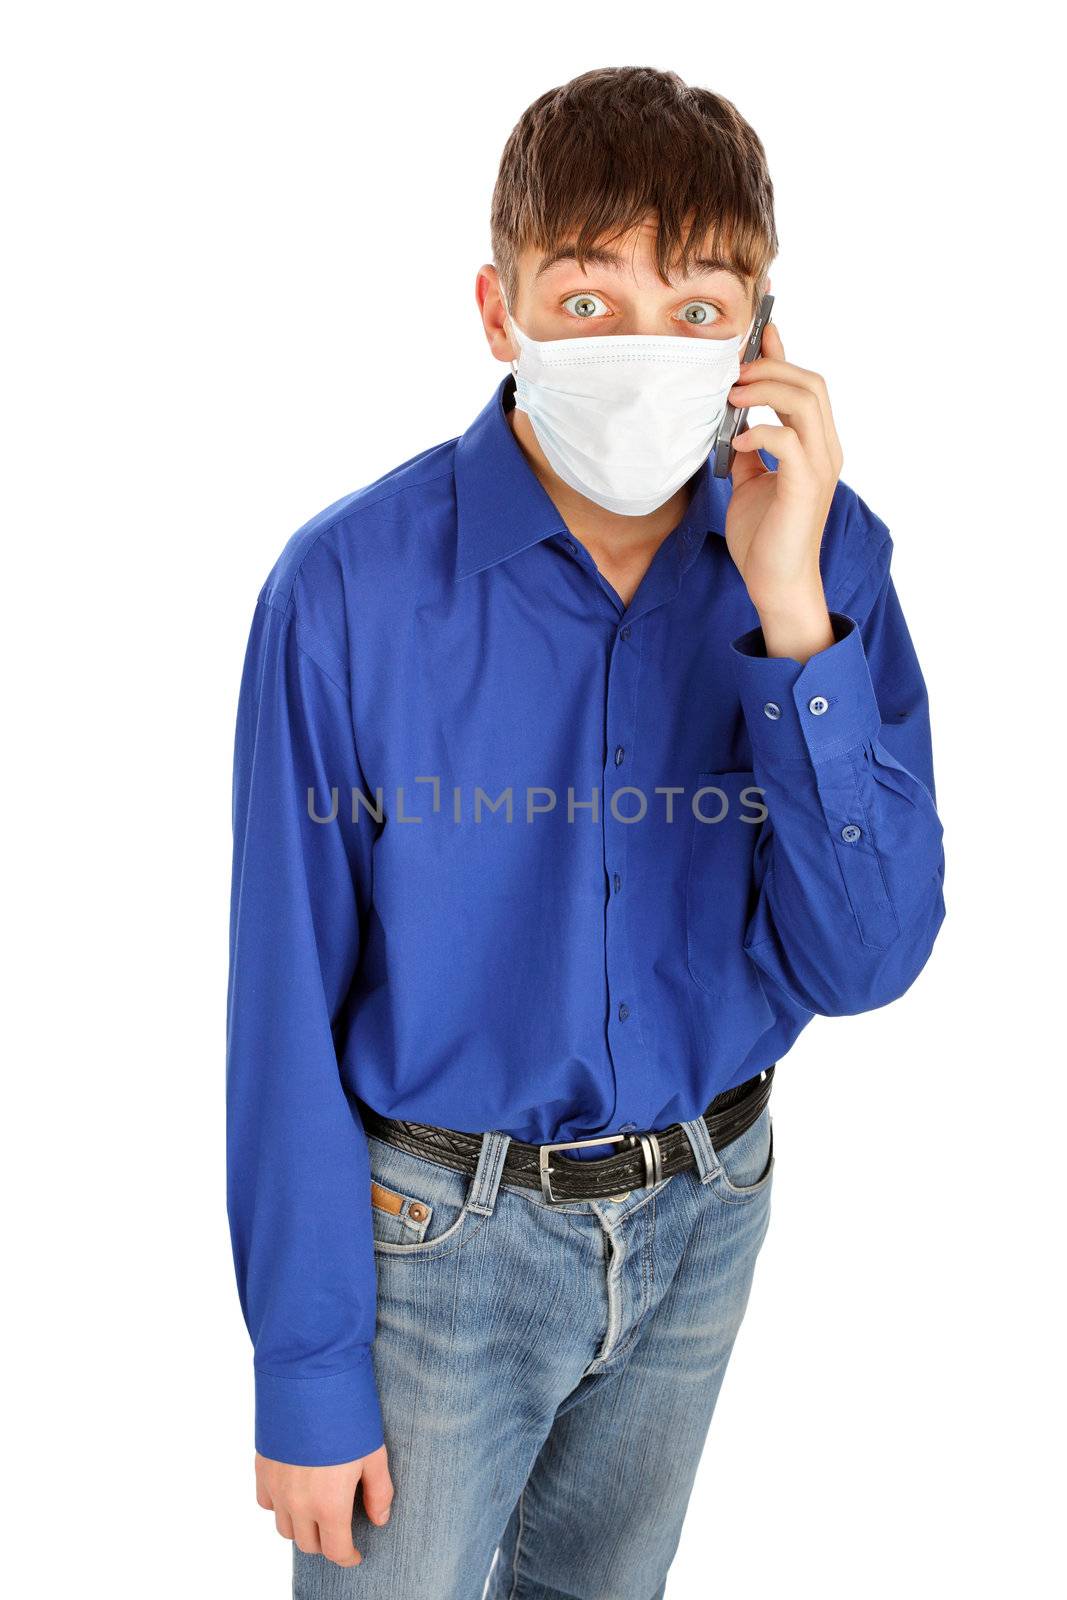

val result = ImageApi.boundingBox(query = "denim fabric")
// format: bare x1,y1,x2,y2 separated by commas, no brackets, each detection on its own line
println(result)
293,1102,775,1600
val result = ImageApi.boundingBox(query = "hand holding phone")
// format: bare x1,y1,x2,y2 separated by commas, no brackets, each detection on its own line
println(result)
712,293,775,478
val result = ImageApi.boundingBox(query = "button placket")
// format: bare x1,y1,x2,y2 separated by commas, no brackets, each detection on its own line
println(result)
603,611,645,1088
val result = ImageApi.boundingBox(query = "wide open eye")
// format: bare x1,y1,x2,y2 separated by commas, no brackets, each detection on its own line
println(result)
675,300,724,328
562,292,610,320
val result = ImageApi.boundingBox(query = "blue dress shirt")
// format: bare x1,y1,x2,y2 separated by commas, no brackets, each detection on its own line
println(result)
227,373,947,1466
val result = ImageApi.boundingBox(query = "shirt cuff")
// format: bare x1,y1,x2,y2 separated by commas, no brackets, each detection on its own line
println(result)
254,1349,384,1467
730,612,882,765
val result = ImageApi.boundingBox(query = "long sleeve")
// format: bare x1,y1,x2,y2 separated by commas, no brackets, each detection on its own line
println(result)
729,541,946,1017
227,593,384,1466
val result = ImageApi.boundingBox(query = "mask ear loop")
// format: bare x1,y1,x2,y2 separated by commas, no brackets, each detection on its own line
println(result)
500,286,520,376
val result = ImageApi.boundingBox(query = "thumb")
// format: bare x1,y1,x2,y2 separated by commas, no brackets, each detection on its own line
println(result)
359,1445,396,1527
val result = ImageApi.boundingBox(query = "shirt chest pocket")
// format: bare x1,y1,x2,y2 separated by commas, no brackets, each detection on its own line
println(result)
686,770,775,1027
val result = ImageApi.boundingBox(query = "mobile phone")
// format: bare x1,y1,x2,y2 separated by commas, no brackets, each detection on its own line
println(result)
712,292,775,478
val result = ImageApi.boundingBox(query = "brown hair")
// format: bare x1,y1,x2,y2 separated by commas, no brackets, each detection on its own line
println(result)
490,67,778,315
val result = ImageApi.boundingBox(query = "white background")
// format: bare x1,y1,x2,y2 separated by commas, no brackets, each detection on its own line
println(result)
4,4,1062,1596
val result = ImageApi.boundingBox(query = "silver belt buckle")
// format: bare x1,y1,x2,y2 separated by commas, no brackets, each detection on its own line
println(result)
539,1129,663,1205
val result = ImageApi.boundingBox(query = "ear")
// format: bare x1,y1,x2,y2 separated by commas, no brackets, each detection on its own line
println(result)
476,264,518,365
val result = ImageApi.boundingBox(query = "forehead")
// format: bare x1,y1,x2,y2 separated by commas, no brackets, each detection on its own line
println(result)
524,233,751,294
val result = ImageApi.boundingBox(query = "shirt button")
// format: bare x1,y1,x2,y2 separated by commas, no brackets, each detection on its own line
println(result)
841,823,862,843
564,539,577,555
614,745,625,766
620,626,631,641
618,1002,630,1021
763,701,782,720
613,873,622,893
808,695,829,716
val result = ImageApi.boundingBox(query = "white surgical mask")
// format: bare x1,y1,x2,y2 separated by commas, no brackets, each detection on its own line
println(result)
502,291,753,517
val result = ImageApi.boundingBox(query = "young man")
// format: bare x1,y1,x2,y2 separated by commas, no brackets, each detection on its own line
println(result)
227,66,946,1599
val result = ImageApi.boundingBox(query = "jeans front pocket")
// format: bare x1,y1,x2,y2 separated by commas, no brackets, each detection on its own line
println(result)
712,1103,775,1203
370,1172,436,1246
367,1134,482,1258
686,770,775,1030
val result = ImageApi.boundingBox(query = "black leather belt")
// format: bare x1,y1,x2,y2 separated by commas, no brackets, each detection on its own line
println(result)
360,1063,775,1205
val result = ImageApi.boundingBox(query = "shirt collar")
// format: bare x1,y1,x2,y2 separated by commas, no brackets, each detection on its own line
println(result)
454,374,727,582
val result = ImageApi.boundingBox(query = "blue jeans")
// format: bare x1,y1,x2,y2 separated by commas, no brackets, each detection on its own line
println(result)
294,1100,775,1600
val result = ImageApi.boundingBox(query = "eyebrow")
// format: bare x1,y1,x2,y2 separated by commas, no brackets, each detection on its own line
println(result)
534,243,749,292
